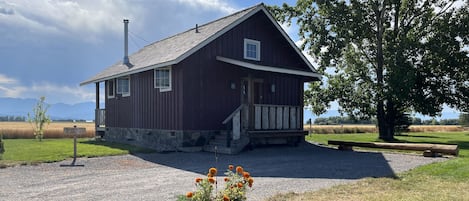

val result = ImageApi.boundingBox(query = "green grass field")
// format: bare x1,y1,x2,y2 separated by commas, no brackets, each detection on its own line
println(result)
0,138,154,167
268,132,469,201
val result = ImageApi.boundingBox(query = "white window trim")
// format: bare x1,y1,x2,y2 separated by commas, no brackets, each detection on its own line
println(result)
107,79,115,99
244,38,261,61
117,76,131,97
154,67,172,92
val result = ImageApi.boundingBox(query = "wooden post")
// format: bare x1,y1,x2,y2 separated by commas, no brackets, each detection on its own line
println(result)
61,126,86,167
95,82,100,135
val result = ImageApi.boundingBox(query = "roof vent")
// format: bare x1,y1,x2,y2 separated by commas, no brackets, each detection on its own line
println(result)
123,19,130,66
195,24,199,33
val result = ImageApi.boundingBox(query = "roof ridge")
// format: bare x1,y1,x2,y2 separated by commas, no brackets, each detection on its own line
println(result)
140,3,263,50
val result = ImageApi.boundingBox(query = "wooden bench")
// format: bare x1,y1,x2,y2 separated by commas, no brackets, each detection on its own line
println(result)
328,140,459,157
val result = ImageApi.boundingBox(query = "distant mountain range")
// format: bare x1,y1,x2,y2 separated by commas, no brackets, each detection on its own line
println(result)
0,97,95,120
0,97,461,122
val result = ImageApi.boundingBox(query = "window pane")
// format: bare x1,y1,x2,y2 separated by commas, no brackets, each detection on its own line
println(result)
108,80,114,96
245,42,258,60
155,69,170,88
117,77,129,94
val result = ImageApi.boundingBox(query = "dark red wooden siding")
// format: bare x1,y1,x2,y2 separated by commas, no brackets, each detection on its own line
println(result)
217,11,310,71
105,67,183,130
180,11,308,130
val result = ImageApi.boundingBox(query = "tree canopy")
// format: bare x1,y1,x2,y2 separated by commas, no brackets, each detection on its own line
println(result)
270,0,469,140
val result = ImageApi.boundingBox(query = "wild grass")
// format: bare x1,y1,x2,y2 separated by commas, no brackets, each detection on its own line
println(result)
304,124,465,134
0,122,95,139
268,132,469,201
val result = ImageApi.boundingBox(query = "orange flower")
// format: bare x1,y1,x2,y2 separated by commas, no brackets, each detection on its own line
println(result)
237,182,243,188
207,173,213,177
209,167,217,175
248,183,253,188
224,177,229,182
186,192,193,198
208,177,216,184
243,171,250,179
228,165,234,170
236,166,243,174
195,178,203,183
223,194,230,201
248,177,254,185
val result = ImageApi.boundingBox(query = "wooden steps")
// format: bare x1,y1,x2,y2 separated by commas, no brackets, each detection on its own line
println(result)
203,131,249,154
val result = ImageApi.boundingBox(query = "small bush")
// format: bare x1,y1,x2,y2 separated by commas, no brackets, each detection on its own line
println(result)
178,165,254,201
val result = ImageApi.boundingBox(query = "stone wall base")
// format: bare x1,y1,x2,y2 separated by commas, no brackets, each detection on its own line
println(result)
103,127,217,152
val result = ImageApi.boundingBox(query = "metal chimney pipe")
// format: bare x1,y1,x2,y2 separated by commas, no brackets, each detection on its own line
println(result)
123,19,129,65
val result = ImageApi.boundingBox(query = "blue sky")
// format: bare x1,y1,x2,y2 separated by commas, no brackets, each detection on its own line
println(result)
0,0,460,118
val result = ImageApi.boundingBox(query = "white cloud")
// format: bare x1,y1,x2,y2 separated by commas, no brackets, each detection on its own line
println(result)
29,81,96,104
0,74,27,97
0,73,17,84
0,73,95,104
177,0,237,14
0,0,144,42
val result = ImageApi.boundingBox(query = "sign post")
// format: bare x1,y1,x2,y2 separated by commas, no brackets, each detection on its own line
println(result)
60,125,85,167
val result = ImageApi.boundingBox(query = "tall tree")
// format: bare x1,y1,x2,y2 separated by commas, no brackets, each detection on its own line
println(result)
270,0,469,140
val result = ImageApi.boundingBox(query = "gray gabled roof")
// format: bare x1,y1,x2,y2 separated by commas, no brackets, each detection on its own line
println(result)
80,3,319,86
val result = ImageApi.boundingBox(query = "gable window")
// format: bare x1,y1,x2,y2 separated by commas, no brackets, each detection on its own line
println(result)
244,38,260,61
107,79,115,98
117,76,130,97
154,67,172,92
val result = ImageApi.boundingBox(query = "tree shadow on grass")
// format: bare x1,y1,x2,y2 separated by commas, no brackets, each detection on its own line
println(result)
134,142,401,180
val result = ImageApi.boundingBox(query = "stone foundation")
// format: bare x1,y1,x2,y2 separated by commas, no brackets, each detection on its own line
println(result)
103,127,217,152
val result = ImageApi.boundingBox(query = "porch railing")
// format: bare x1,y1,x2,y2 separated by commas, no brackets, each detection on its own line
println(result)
222,104,302,139
222,105,245,147
253,104,301,130
95,109,105,127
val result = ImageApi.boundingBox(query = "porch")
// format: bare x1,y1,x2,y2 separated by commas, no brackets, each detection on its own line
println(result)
203,104,307,154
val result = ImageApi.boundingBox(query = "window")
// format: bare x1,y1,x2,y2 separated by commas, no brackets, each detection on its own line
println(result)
117,76,130,97
107,79,115,98
154,67,171,92
244,38,260,61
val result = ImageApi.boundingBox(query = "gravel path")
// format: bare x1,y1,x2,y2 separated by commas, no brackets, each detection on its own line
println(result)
0,142,446,201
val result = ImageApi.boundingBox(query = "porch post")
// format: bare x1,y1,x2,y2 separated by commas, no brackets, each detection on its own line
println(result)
247,74,254,130
95,82,100,133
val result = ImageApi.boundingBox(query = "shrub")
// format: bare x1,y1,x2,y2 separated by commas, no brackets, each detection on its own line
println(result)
27,96,51,141
178,165,254,201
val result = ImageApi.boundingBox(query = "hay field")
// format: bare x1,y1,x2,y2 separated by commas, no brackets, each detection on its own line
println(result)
304,124,465,134
0,122,95,139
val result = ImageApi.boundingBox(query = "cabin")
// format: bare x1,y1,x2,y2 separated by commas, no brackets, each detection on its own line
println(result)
80,3,321,154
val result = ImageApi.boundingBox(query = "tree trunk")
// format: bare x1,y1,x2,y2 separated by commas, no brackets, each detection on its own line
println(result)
375,2,393,141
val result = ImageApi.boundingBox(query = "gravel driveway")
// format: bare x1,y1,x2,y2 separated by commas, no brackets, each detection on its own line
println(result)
0,142,446,201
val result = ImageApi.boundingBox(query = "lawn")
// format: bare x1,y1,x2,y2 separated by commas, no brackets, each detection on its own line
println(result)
0,138,154,167
268,132,469,201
